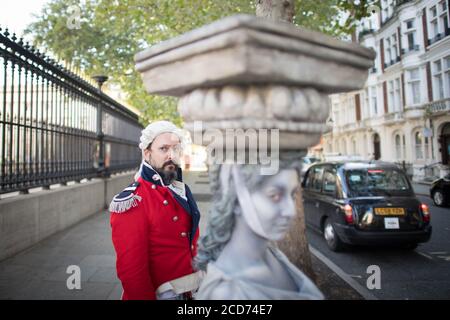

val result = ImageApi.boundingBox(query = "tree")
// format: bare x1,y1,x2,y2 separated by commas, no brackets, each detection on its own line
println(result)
25,0,379,125
256,0,378,280
256,0,314,280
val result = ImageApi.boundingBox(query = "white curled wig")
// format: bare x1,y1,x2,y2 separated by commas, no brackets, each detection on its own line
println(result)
138,120,185,152
134,120,185,181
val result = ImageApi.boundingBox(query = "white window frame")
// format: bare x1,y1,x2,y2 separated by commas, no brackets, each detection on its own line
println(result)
387,77,401,112
432,56,450,100
349,96,356,123
402,135,406,160
414,130,424,160
395,134,402,159
407,68,421,105
364,88,369,119
392,34,398,61
404,18,417,52
446,56,450,98
439,1,448,36
395,78,401,111
429,2,448,41
385,37,392,64
388,80,395,112
371,86,378,115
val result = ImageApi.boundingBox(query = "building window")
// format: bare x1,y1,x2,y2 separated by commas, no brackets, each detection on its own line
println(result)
429,2,449,44
431,5,437,18
388,78,402,112
404,19,417,52
432,57,450,100
343,97,348,125
407,68,421,105
402,135,406,159
415,131,424,160
431,19,439,37
385,38,392,63
395,78,401,110
364,88,369,119
392,34,398,61
388,0,394,17
439,1,448,35
388,80,394,111
382,0,389,22
395,134,402,159
430,5,439,38
395,133,406,160
406,19,414,30
349,96,356,123
407,33,416,50
385,34,399,66
446,56,450,97
371,86,378,115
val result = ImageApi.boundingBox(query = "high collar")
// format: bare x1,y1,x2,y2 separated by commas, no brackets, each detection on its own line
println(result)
139,161,166,187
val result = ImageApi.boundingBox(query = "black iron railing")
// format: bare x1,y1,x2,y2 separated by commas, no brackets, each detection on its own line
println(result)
401,44,420,55
428,29,450,46
0,27,143,194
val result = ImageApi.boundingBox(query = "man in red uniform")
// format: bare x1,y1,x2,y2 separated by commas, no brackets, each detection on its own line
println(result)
110,121,201,300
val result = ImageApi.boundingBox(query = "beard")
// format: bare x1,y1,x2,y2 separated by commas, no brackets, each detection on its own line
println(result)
156,160,179,185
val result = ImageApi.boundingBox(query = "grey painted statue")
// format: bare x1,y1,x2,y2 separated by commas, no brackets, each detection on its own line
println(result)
194,156,324,300
134,14,374,300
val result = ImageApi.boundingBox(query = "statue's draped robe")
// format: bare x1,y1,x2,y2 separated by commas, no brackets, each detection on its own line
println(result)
196,246,324,300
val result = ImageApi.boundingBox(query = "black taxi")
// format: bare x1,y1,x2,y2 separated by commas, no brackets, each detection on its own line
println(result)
302,161,432,251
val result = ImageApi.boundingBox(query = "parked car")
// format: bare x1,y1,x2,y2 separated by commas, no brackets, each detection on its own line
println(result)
430,174,450,207
302,161,432,251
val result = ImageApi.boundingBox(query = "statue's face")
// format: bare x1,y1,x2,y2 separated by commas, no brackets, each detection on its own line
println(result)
248,169,298,240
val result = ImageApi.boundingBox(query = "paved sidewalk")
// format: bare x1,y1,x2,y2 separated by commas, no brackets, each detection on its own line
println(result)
0,211,121,300
0,171,212,300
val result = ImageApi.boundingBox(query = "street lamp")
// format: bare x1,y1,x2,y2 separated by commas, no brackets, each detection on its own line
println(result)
92,75,108,176
92,75,108,91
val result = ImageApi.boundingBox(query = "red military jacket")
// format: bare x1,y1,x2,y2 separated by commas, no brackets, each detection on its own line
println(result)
110,162,200,300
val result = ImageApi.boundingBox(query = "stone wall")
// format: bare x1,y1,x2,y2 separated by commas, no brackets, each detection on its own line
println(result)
0,172,135,262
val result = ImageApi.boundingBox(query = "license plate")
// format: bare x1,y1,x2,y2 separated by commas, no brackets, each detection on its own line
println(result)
374,207,405,216
384,217,400,229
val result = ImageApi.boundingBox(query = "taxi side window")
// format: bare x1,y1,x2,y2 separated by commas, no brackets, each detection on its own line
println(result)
323,170,336,195
306,166,324,192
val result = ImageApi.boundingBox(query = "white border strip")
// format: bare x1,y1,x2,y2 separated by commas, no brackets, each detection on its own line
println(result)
309,245,379,300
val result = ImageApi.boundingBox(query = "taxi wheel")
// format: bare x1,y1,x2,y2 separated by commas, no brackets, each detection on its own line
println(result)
432,189,446,207
323,218,345,252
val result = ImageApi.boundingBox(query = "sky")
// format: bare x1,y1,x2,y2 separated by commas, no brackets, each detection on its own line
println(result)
0,0,49,40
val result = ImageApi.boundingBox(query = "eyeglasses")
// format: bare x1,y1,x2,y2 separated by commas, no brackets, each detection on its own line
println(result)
154,144,182,155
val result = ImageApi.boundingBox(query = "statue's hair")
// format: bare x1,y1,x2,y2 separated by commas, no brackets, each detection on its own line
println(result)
194,150,305,271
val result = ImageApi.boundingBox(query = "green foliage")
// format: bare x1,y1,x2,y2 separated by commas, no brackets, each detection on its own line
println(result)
25,0,379,125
